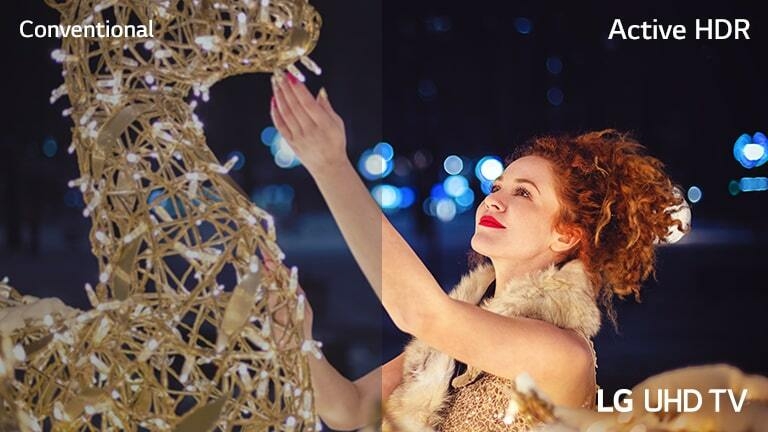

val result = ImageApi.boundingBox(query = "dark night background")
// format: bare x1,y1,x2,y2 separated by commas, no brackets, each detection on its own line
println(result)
1,0,767,428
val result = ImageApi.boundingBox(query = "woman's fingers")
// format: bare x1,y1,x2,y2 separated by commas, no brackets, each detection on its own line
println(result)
270,96,294,141
275,73,316,133
271,78,304,139
282,74,328,125
316,88,343,128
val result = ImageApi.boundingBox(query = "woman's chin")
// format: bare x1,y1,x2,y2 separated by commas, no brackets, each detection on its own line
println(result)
470,235,491,256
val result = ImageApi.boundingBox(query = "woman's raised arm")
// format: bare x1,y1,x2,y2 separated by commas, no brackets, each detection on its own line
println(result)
270,72,446,332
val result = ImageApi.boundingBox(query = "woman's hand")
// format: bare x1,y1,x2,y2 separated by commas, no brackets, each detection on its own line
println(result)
263,256,315,346
270,71,348,177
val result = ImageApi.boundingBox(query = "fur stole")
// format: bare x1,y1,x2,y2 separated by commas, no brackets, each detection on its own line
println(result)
383,259,602,431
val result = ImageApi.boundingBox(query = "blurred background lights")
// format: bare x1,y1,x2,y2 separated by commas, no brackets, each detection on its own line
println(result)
372,184,402,210
393,156,413,177
42,137,58,158
547,87,564,106
443,175,469,198
418,79,438,100
443,155,464,175
265,129,301,169
398,186,416,209
435,198,457,222
546,56,563,74
687,186,702,203
430,183,448,200
260,126,278,147
480,180,493,195
728,180,741,196
373,142,394,161
274,145,300,169
733,132,768,169
738,177,768,192
425,16,452,33
413,149,433,170
358,148,394,180
63,189,83,208
475,156,504,182
514,17,533,34
251,184,295,214
226,150,246,171
455,188,475,208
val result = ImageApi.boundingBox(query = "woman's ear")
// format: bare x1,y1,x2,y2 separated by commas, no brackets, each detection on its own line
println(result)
551,225,582,254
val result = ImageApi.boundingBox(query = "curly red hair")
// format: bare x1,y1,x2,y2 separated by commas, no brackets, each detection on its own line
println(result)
470,129,689,332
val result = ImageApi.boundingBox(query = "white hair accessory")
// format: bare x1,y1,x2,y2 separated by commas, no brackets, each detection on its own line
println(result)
657,186,692,244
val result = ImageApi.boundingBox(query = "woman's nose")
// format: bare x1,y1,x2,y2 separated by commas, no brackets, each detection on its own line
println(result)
484,196,504,211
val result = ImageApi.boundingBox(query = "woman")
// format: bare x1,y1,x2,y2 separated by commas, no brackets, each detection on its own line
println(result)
268,70,689,431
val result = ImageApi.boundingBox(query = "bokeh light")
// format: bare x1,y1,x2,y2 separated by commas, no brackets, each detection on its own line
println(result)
418,79,438,100
475,156,504,182
733,132,768,169
738,177,768,192
430,183,449,200
455,188,475,208
687,186,702,203
42,137,58,158
435,198,457,222
398,186,416,209
358,149,394,180
547,87,564,106
261,126,278,147
546,57,563,74
443,155,464,175
226,151,246,171
275,145,300,169
514,17,533,34
372,184,402,210
425,16,452,33
251,184,295,214
374,142,394,161
443,175,469,198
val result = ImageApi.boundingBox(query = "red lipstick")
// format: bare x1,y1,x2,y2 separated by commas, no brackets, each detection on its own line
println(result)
479,215,506,229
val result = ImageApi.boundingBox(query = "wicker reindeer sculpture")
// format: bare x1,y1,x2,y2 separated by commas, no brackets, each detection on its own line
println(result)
0,1,324,430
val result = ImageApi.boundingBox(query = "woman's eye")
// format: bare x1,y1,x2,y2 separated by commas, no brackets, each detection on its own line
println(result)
514,186,531,199
490,184,500,193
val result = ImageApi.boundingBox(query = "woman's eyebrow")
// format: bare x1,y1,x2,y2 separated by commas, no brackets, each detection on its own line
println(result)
496,175,541,194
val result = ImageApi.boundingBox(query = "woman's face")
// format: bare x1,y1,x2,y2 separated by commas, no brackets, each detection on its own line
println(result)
471,155,567,264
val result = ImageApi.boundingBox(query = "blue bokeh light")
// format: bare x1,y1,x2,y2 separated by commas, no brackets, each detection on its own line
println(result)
687,186,702,203
418,79,438,100
358,149,394,180
398,186,416,209
261,126,278,146
425,16,452,33
455,188,475,207
374,142,395,161
226,151,246,171
443,155,464,175
546,57,563,74
475,156,504,182
738,177,768,192
480,180,493,195
435,198,457,222
733,132,768,169
42,137,58,158
514,17,533,35
547,87,564,106
372,184,402,210
430,183,449,200
443,175,469,198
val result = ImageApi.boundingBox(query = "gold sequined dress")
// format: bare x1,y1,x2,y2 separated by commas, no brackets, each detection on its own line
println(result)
435,331,599,431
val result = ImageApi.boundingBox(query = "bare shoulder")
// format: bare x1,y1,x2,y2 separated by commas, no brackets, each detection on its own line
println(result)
531,325,596,408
